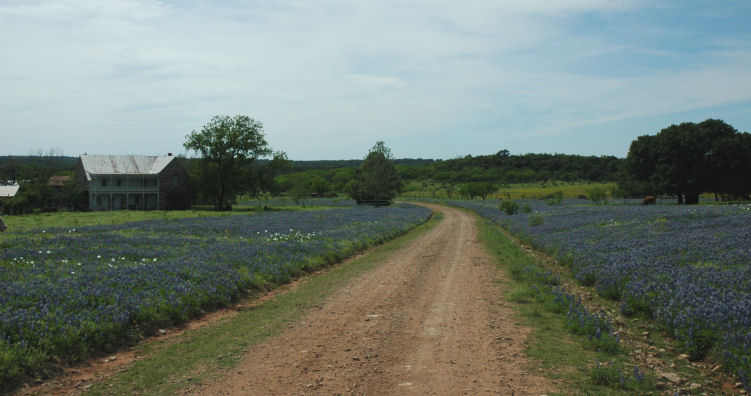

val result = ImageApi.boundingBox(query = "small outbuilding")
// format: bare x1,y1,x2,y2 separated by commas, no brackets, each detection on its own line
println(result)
0,185,20,216
74,154,190,211
0,184,19,199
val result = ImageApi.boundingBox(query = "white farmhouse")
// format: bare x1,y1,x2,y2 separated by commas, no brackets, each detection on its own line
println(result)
74,154,190,211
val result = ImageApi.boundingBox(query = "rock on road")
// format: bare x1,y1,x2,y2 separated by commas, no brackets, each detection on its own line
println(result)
194,203,555,395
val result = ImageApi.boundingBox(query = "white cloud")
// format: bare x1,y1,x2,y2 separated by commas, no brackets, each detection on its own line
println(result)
348,74,403,89
0,0,749,158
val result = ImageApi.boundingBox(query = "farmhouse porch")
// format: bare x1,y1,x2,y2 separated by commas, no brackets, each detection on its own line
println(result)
90,175,161,210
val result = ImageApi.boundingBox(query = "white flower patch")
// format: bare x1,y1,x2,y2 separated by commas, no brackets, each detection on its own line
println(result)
264,229,318,243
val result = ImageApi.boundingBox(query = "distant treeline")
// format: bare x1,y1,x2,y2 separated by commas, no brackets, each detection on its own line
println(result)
1,151,621,192
275,150,623,194
254,158,437,173
259,153,621,183
0,155,77,177
398,150,622,184
0,156,436,176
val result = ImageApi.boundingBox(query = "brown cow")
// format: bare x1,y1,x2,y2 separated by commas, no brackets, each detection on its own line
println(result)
642,196,656,205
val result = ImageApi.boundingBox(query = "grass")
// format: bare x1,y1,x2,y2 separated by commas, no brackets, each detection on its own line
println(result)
475,217,658,395
81,212,442,395
400,181,616,200
0,198,362,239
496,181,616,200
0,209,244,236
0,204,334,243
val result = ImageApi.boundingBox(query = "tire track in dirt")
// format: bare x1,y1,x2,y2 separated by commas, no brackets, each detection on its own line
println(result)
193,203,555,395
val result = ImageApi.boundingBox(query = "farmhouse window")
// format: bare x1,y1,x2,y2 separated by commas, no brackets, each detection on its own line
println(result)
116,179,122,187
101,179,107,187
172,177,178,187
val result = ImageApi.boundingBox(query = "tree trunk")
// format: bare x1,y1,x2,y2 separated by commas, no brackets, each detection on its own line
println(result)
685,193,700,204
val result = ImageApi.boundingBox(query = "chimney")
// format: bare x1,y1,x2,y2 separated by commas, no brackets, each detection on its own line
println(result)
168,153,173,156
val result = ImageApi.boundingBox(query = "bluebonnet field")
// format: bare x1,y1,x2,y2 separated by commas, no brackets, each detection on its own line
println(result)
237,197,357,208
453,199,751,389
0,204,431,390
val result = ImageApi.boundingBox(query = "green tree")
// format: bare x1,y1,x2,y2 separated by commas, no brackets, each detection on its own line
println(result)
458,182,496,199
619,119,750,204
620,134,661,197
309,175,330,196
347,141,401,204
289,179,310,206
184,115,272,210
330,167,355,192
473,182,496,199
60,177,88,211
458,184,472,199
0,157,22,183
255,151,291,197
711,132,751,200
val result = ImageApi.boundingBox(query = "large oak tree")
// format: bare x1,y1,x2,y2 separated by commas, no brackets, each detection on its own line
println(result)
620,119,751,203
184,115,272,210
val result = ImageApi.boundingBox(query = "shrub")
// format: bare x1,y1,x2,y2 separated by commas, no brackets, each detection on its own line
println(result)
528,214,544,226
591,361,622,387
521,203,532,213
620,294,654,318
587,187,609,204
546,190,564,205
590,361,651,391
499,200,519,215
676,325,716,361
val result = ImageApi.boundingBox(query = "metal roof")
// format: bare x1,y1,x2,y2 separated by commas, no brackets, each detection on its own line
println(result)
79,155,176,181
0,185,19,198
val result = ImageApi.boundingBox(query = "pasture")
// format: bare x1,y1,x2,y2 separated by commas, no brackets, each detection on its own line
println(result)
0,203,431,391
401,181,616,200
453,198,751,386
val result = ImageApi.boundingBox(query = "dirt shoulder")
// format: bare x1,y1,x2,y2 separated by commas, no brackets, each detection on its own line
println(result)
193,203,555,395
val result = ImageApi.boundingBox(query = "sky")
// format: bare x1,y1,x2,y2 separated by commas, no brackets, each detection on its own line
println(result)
1,1,751,160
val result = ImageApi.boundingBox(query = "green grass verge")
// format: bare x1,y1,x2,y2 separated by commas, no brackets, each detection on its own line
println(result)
476,218,658,395
81,212,442,395
0,209,249,236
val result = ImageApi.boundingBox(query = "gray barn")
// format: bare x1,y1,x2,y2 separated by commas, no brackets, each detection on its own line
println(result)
74,154,190,211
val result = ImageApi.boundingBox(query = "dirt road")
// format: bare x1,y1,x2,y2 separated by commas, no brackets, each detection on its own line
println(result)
195,204,554,395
